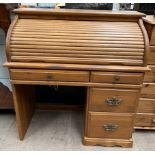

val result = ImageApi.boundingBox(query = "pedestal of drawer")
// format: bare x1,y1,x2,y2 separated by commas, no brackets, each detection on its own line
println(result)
86,112,134,139
89,88,139,113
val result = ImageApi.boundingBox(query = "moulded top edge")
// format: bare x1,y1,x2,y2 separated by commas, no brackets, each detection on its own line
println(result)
13,8,145,18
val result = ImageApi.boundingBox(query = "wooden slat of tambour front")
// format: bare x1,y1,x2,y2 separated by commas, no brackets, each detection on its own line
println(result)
14,23,141,28
17,20,139,23
10,49,144,56
14,27,141,33
15,22,139,27
14,28,141,34
11,52,143,60
14,24,140,27
11,38,144,45
12,30,142,36
15,23,140,26
10,41,144,49
15,21,139,25
11,34,144,41
16,19,139,25
17,23,139,26
17,18,139,22
15,21,139,24
16,24,139,28
15,25,140,28
13,25,143,31
11,56,143,66
11,31,143,38
13,26,142,32
10,45,144,52
14,26,141,31
16,23,139,27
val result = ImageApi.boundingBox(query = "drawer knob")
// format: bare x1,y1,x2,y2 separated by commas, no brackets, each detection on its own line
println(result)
103,123,118,132
105,97,122,106
47,75,53,81
113,75,120,83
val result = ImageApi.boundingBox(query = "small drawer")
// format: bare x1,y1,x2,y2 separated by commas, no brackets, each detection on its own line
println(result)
89,88,139,113
10,69,89,82
141,83,155,98
90,71,143,84
144,65,155,82
87,112,134,139
135,113,155,127
137,98,155,113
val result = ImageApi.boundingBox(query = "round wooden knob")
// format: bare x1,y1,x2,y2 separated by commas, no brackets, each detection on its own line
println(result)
47,75,53,81
113,75,120,83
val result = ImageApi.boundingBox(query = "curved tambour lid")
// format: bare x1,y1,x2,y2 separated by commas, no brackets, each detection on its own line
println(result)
7,9,147,67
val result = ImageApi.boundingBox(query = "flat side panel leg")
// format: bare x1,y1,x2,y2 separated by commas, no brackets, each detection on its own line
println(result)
12,84,35,140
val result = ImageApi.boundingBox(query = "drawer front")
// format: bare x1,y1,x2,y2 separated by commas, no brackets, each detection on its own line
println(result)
135,113,155,127
150,27,155,46
87,112,134,139
137,98,155,113
141,83,155,98
144,65,155,82
10,69,89,82
89,88,139,113
147,47,155,64
90,71,143,84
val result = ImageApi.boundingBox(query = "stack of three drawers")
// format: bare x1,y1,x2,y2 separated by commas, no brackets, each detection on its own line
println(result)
84,71,144,147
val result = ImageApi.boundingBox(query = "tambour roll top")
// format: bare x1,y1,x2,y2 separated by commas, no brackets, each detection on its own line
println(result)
6,8,147,68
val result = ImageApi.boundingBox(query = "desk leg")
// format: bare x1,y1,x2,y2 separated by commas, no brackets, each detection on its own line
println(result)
12,84,35,140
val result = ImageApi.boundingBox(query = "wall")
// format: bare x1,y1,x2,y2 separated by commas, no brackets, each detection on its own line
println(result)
0,28,11,91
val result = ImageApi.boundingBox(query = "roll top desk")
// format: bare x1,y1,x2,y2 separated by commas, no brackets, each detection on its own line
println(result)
4,8,149,147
